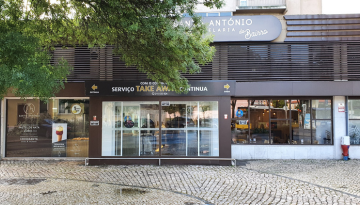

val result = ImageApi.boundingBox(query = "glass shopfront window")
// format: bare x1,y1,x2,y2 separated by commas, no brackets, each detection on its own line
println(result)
231,100,249,144
250,100,270,144
102,101,219,157
291,100,311,144
270,100,290,145
231,98,332,145
311,100,332,144
161,101,218,156
102,101,160,156
6,99,89,157
348,99,360,145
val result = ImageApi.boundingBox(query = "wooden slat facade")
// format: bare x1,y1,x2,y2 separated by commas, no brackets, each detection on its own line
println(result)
285,14,360,41
51,41,360,82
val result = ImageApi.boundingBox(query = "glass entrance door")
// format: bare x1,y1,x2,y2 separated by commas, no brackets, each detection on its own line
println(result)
102,101,219,157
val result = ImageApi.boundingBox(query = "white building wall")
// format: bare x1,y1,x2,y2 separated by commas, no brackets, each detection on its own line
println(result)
232,96,360,159
333,96,346,159
322,0,360,14
232,144,335,159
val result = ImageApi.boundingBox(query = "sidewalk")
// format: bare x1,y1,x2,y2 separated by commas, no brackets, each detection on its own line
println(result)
0,159,359,204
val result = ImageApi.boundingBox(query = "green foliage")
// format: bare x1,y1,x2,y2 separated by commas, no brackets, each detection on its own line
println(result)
0,0,71,100
272,100,286,108
1,0,223,97
27,0,224,92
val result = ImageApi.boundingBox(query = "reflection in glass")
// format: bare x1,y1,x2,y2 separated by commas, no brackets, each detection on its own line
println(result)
270,100,290,119
187,130,198,156
6,99,89,157
231,100,249,119
349,100,360,119
233,98,333,145
231,100,249,144
161,101,218,156
349,100,360,145
312,100,331,119
115,130,121,155
122,130,139,156
162,104,187,128
271,120,290,144
231,120,249,144
291,100,311,144
312,120,332,144
199,102,218,128
187,102,198,128
140,130,159,156
161,130,186,156
102,101,218,157
115,105,122,128
349,121,360,145
140,104,159,128
139,104,159,156
123,103,139,129
102,102,116,156
200,130,219,156
250,100,269,144
102,101,159,156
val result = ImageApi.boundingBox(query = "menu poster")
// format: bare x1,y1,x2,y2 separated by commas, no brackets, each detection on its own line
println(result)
51,123,67,157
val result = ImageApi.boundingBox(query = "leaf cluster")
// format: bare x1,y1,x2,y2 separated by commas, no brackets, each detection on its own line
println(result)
0,0,72,100
27,0,224,92
1,0,223,98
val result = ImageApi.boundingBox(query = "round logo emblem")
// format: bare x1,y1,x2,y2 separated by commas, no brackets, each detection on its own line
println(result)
23,103,36,114
71,104,82,115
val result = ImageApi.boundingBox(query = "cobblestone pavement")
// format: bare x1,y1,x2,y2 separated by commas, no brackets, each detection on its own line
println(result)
0,159,360,204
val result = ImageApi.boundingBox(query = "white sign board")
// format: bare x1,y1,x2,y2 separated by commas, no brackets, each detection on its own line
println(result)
90,121,99,126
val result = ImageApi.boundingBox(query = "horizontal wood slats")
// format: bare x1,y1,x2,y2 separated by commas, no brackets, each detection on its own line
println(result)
285,37,360,41
51,42,360,82
284,14,360,20
287,19,360,25
285,14,360,41
287,31,360,37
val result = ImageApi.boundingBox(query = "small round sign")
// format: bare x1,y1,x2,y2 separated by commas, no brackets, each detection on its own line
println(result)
71,104,82,115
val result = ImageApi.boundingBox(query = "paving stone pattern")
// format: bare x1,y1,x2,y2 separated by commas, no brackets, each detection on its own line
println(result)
246,160,360,200
0,160,359,204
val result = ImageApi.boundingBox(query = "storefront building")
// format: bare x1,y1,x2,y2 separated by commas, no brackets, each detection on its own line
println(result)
85,81,234,165
2,0,360,165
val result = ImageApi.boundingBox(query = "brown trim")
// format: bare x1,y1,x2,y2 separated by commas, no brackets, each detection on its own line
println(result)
218,97,232,164
96,96,224,101
348,97,360,99
88,97,102,158
88,159,229,166
55,83,86,97
88,159,159,165
158,101,162,157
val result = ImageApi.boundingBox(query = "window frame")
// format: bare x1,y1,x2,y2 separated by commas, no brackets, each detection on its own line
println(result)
231,97,333,145
347,98,360,145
